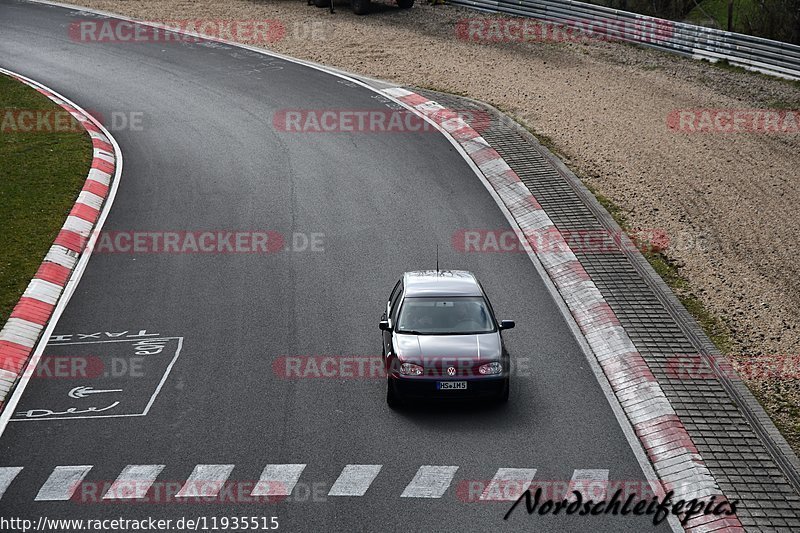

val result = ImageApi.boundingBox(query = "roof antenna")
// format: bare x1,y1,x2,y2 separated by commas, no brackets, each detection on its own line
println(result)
436,244,439,273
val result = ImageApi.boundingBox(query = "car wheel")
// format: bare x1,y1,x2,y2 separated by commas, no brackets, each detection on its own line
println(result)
397,0,414,7
387,380,401,409
498,379,509,403
313,0,331,7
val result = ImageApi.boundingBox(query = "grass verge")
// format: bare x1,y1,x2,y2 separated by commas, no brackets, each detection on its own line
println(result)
686,0,761,35
0,73,92,326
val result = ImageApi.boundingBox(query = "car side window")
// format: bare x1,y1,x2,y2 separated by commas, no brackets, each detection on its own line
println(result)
477,281,499,326
389,282,403,323
389,279,401,305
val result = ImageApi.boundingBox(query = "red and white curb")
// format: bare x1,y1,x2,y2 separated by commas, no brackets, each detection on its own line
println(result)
0,68,121,430
383,87,741,532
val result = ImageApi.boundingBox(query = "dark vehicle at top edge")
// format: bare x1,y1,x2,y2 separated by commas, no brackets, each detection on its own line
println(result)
310,0,414,16
379,270,515,408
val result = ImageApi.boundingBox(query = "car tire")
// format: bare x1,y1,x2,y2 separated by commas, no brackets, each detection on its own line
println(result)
313,0,331,7
498,379,509,403
387,380,401,409
397,0,414,8
352,0,370,15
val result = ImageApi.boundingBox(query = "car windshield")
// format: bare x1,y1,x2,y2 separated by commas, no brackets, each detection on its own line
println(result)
396,296,495,335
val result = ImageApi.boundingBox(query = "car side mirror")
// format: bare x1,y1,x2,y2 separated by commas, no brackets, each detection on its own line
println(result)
500,320,515,330
379,320,392,331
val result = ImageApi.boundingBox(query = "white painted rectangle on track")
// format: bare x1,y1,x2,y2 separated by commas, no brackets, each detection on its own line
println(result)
400,466,459,498
35,465,92,501
11,336,183,422
480,468,537,501
175,464,234,498
103,464,165,499
251,464,306,497
566,469,609,502
0,467,23,499
328,464,382,497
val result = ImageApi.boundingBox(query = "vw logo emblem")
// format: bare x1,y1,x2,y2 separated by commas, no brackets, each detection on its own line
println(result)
447,366,456,376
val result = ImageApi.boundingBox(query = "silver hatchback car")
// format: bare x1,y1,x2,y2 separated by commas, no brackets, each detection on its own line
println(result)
379,270,515,408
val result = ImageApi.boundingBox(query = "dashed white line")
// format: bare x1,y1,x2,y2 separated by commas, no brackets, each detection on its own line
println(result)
9,463,618,505
251,464,306,497
103,464,165,499
34,465,92,501
0,467,23,499
328,464,382,497
480,468,537,501
175,464,234,498
566,469,609,502
400,465,459,498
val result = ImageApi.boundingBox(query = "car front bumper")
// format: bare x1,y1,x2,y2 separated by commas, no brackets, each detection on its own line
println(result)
389,375,507,400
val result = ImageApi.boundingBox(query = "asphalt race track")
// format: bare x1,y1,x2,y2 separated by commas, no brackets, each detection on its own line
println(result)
0,1,671,530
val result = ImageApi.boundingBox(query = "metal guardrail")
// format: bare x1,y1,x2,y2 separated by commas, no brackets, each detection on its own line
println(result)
450,0,800,80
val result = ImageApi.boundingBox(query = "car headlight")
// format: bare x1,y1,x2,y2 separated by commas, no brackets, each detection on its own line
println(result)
478,362,503,375
399,363,423,376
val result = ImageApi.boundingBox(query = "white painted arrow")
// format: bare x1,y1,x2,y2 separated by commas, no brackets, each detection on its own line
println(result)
68,386,123,399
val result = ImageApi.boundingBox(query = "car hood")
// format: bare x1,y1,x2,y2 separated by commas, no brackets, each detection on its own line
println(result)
394,332,502,365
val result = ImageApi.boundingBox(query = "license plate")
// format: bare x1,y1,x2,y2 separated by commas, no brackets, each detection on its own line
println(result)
437,381,467,390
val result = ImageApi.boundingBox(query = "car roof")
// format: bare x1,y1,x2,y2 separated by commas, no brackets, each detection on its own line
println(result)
402,270,483,297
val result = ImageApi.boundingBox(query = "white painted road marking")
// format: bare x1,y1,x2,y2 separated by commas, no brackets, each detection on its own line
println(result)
12,464,618,503
566,469,609,502
480,468,537,501
328,464,382,497
251,464,306,497
35,465,92,501
103,464,165,499
0,467,23,499
175,464,234,498
11,337,184,422
401,466,459,498
68,386,124,399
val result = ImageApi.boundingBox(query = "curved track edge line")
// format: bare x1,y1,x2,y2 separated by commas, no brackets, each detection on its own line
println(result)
0,66,123,436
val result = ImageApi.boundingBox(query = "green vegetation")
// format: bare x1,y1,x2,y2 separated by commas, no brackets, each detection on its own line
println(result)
0,74,91,325
686,0,759,31
592,0,800,44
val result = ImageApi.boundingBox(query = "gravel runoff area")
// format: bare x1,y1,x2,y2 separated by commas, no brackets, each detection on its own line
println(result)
71,0,800,448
